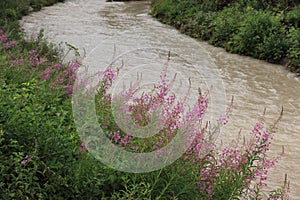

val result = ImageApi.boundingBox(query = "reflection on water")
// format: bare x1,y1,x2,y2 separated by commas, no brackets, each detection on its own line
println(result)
20,0,300,198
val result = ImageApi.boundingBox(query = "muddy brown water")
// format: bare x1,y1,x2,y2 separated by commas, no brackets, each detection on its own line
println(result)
20,0,300,198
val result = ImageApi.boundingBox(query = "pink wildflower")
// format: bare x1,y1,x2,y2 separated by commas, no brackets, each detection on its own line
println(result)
0,30,8,43
29,50,46,67
16,59,23,65
79,142,89,153
21,155,31,164
65,85,73,94
5,41,17,49
40,67,52,80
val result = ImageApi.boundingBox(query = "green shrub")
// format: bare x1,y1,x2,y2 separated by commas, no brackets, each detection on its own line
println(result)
151,0,300,72
285,5,300,28
287,27,300,71
178,10,216,40
227,8,288,62
209,5,243,48
0,80,75,199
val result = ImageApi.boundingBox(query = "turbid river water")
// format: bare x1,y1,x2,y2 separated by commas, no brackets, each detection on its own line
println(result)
20,0,300,198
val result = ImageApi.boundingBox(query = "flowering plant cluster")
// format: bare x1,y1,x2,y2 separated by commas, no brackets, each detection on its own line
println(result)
89,59,290,199
40,60,80,94
0,27,290,199
0,30,17,50
94,61,211,156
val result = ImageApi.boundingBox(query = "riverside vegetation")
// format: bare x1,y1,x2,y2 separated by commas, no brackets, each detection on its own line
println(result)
151,0,300,73
0,0,291,199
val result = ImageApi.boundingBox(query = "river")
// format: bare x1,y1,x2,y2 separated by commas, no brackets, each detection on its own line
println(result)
20,0,300,198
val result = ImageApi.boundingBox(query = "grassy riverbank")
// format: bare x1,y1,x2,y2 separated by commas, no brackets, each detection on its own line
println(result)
151,0,300,73
0,0,290,199
0,0,64,35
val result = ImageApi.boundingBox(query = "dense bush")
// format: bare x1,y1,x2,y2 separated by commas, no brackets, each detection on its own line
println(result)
151,0,300,72
209,5,243,48
225,8,289,62
287,27,300,70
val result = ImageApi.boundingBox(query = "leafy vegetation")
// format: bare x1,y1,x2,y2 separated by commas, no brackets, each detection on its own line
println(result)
0,0,291,199
151,0,300,73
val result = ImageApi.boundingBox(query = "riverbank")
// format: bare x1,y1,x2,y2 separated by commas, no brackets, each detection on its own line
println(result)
0,0,291,199
150,0,300,73
0,0,64,36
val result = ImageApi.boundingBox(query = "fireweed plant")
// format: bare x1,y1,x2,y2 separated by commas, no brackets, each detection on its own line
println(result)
94,60,210,155
0,28,290,199
78,54,290,199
